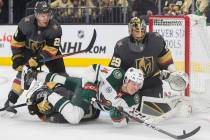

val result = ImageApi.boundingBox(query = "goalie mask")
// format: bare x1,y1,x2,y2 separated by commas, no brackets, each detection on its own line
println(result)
128,17,146,41
124,67,144,90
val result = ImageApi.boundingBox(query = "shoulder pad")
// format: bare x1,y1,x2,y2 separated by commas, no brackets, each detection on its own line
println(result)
47,19,62,38
112,68,125,80
19,15,35,26
116,40,123,47
116,36,129,48
18,15,35,34
154,32,162,38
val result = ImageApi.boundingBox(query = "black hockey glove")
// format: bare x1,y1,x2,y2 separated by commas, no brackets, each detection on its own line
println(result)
12,54,25,71
28,55,44,69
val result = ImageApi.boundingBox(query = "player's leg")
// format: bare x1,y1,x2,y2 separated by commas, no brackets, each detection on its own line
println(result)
4,72,23,115
3,50,32,116
45,53,68,76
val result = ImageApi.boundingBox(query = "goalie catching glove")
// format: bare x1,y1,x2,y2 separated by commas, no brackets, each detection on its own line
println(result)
167,72,189,91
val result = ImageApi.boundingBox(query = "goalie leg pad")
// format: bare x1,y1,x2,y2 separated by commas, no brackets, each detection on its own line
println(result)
175,97,192,117
139,96,192,124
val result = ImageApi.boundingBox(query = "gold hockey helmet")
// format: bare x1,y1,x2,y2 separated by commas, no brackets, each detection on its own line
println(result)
128,17,146,40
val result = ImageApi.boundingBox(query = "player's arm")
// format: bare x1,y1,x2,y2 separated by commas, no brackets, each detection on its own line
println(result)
109,42,122,68
40,25,62,59
157,39,175,71
28,24,62,69
157,36,176,79
11,25,26,71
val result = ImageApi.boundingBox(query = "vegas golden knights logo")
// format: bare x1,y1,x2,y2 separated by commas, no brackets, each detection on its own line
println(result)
136,57,154,77
29,40,46,52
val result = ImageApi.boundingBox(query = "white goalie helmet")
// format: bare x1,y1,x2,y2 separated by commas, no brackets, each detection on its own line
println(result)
124,67,144,89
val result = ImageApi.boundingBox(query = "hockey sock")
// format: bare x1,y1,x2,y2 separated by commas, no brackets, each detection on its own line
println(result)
48,92,84,124
8,91,19,104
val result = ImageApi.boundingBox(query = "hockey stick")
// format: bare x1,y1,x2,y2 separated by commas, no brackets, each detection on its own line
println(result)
0,103,27,112
39,29,97,63
91,98,200,140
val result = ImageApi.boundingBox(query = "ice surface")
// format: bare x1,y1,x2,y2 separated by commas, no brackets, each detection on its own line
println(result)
0,66,210,140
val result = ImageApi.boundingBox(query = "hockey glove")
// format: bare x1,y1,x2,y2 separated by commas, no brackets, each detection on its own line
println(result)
110,106,128,127
28,85,53,115
12,54,25,71
160,70,171,80
28,55,44,69
21,67,38,90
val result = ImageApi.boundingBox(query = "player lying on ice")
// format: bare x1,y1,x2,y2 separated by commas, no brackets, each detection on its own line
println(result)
22,64,190,126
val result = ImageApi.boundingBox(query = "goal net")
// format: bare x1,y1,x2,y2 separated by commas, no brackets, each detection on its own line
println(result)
149,15,210,112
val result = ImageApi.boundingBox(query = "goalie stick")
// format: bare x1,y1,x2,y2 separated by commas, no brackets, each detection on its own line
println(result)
91,98,200,140
0,103,27,112
39,29,97,63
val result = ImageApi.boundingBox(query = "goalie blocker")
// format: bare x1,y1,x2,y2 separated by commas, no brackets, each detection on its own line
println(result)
139,71,191,124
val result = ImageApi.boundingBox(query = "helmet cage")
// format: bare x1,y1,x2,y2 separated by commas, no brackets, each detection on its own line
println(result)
128,17,146,34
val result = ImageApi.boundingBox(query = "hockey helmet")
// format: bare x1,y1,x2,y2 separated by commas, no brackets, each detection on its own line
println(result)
34,1,51,14
128,17,146,34
124,67,144,89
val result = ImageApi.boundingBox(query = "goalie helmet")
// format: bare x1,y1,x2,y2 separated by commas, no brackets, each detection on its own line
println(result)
128,17,146,39
124,67,144,89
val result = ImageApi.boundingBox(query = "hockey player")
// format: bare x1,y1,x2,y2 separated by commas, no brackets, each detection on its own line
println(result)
3,1,67,117
24,64,144,127
109,17,176,108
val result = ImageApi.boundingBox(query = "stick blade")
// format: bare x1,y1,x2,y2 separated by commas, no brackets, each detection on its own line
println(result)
172,126,201,140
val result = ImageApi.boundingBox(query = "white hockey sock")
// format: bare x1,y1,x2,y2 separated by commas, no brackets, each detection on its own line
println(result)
48,92,84,124
37,72,66,84
37,72,48,82
48,92,63,106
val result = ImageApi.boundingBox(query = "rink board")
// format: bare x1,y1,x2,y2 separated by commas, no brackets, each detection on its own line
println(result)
0,25,210,69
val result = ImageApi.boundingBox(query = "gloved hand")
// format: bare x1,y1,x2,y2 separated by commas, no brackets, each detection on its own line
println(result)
27,103,48,121
28,56,43,69
110,106,128,127
12,54,25,71
110,106,123,121
160,70,171,80
37,99,52,114
27,85,53,115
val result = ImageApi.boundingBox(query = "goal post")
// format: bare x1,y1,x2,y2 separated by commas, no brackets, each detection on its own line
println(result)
149,14,210,96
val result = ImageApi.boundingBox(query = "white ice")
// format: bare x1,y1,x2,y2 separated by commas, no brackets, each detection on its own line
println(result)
0,66,210,140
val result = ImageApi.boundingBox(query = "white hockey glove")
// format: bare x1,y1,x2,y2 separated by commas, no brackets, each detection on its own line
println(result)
167,72,189,91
